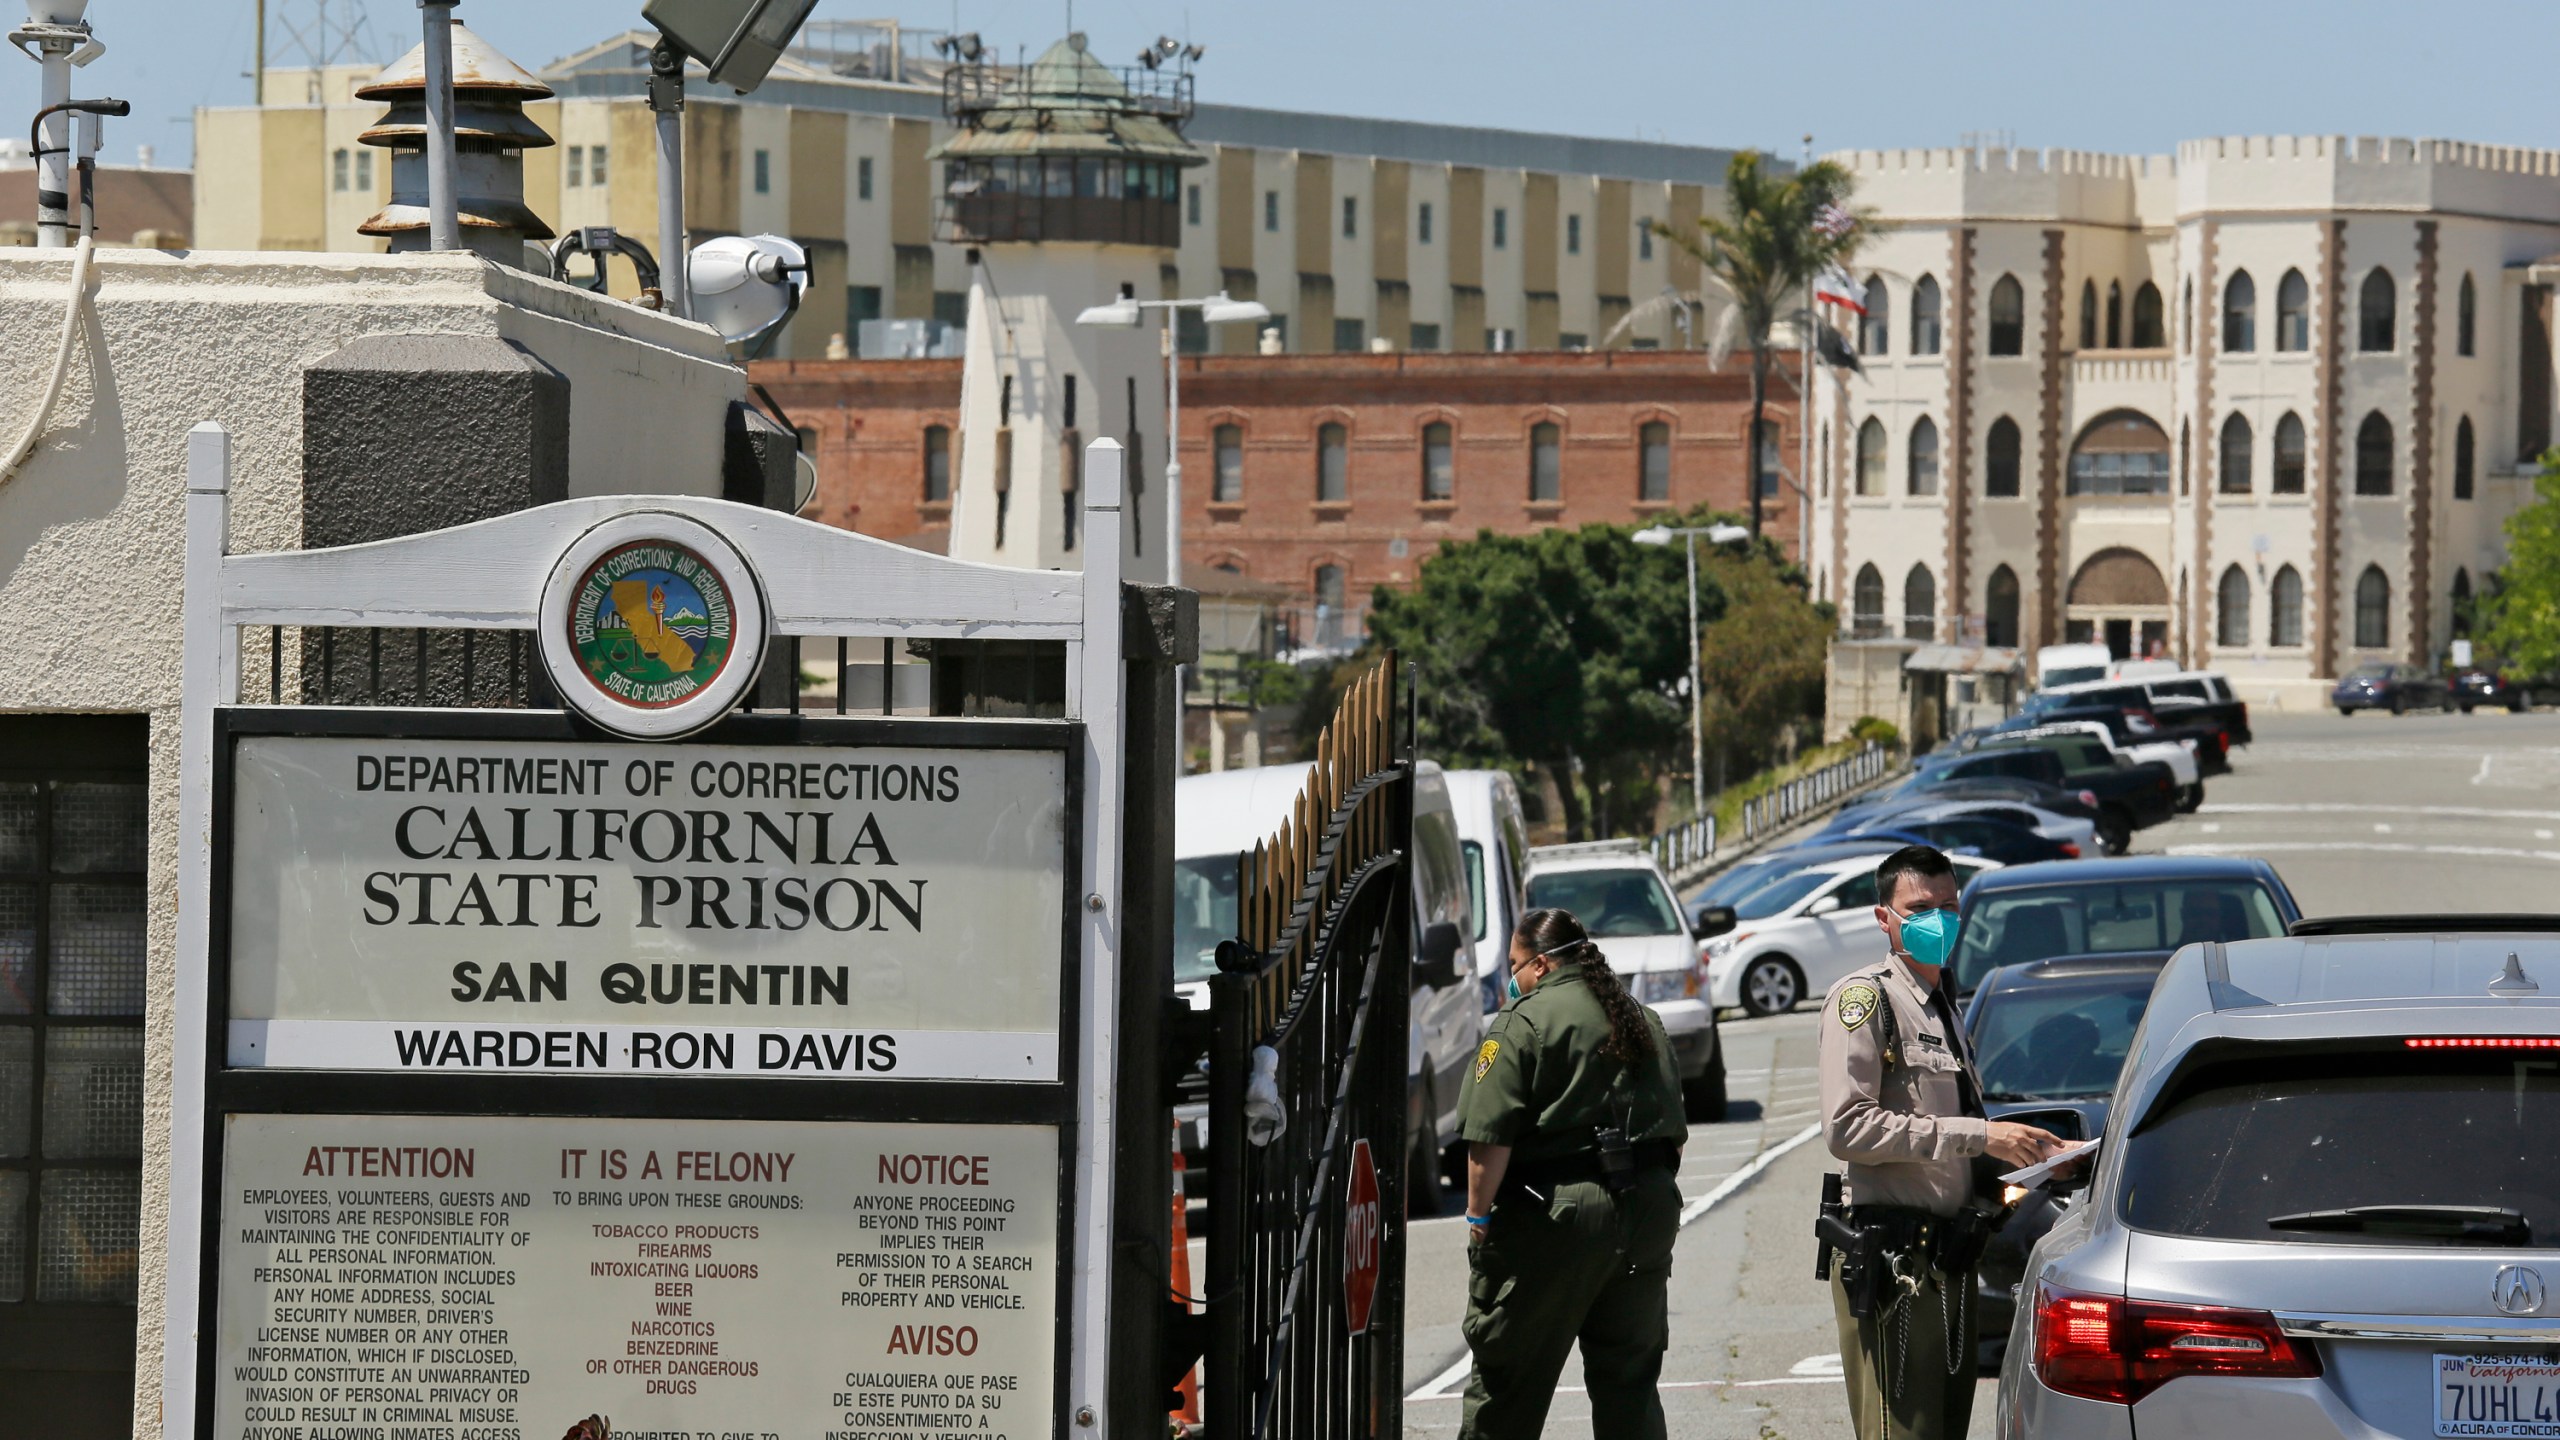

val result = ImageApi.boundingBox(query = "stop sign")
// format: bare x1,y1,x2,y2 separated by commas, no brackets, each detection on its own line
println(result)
1344,1138,1381,1336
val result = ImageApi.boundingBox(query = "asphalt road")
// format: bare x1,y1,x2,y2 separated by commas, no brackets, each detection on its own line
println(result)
1389,707,2560,1438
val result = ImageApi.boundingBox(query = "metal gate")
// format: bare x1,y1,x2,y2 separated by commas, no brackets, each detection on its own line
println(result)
1204,659,1413,1440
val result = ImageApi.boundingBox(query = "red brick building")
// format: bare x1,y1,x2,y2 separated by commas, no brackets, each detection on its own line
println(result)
754,349,1801,643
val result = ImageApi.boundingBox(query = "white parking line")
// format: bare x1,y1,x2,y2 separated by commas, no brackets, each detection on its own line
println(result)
1405,1122,1825,1401
2475,754,2496,786
2171,841,2560,864
2199,802,2560,821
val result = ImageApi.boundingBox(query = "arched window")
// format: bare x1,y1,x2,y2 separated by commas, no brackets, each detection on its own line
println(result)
2223,270,2257,353
1988,275,2025,355
2273,412,2307,494
1819,422,1830,496
2355,565,2391,649
2131,282,2164,348
2181,278,2193,354
2069,410,2172,495
1313,564,1348,647
1422,420,1455,501
2277,269,2310,352
1636,420,1669,502
1213,423,1245,502
1910,275,1943,355
1903,565,1937,641
2455,415,2476,500
1318,422,1349,501
1985,416,2022,497
2219,413,2254,494
2217,565,2251,648
1986,565,2021,648
2459,272,2478,357
1907,416,1940,496
1855,418,1887,496
1852,564,1886,636
2079,279,2098,350
2270,565,2304,647
2179,420,2190,496
922,424,951,502
1528,421,1561,501
2106,280,2124,349
2358,268,2396,352
1859,276,1890,356
2453,567,2475,636
2356,412,2394,495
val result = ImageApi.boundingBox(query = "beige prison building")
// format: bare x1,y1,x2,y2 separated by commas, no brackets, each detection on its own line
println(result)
1814,136,2560,708
196,31,1757,360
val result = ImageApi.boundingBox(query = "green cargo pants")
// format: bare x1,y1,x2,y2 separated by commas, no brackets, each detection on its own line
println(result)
1456,1167,1681,1440
1830,1264,1976,1440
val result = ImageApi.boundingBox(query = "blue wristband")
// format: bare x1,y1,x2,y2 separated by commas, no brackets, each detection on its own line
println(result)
1465,1214,1491,1228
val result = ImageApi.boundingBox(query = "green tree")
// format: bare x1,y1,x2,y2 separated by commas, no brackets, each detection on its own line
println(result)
1366,517,1715,839
2481,450,2560,673
1694,544,1832,780
1645,152,1874,540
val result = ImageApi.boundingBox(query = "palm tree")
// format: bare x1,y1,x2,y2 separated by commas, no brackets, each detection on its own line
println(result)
1637,151,1874,541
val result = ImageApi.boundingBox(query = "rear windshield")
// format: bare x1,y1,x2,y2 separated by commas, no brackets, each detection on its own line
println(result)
2124,1050,2560,1245
1525,867,1683,937
2150,679,2209,701
1730,868,1842,920
1174,854,1237,983
2348,662,2392,680
1950,880,2285,991
1698,857,1790,908
2043,666,2107,688
1973,972,2157,1101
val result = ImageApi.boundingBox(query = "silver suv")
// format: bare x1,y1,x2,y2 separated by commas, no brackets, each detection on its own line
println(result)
2001,916,2560,1438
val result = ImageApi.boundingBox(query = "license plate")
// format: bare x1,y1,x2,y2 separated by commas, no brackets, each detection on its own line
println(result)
2437,1354,2560,1437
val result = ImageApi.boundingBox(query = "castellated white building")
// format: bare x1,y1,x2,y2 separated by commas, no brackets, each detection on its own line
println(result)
1813,136,2560,707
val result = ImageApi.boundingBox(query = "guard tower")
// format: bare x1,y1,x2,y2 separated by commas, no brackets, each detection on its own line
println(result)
933,33,1204,580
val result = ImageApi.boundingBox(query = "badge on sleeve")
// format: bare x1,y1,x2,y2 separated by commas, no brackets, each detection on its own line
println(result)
1474,1039,1500,1081
1837,981,1881,1031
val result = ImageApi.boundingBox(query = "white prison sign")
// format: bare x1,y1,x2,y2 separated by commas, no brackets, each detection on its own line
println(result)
227,736,1067,1079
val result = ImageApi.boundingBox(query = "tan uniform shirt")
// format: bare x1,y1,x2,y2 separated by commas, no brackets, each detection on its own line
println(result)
1817,956,1988,1216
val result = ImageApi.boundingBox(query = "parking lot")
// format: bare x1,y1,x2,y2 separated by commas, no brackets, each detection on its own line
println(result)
1397,707,2560,1438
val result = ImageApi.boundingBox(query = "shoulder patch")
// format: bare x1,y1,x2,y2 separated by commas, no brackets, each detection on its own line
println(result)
1836,981,1881,1031
1473,1039,1500,1081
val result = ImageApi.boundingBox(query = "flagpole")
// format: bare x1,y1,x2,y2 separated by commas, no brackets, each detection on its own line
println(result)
1800,133,1815,571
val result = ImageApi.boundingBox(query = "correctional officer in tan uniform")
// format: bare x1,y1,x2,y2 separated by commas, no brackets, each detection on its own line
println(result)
1456,907,1687,1440
1818,845,2066,1440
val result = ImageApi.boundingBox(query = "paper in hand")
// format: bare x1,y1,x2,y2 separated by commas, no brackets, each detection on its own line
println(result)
1999,1137,2100,1189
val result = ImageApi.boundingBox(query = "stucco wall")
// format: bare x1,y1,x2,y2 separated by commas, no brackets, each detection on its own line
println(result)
0,245,742,1434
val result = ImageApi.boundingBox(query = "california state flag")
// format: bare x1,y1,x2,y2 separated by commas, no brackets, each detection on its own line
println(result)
1812,265,1866,316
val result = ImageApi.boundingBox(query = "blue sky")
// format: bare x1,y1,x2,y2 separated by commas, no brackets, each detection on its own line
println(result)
11,0,2560,174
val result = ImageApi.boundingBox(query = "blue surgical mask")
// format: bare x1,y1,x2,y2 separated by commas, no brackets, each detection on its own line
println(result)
1504,972,1523,1003
1893,906,1959,971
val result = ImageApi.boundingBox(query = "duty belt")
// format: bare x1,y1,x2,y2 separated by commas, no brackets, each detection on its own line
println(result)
1503,1140,1679,1194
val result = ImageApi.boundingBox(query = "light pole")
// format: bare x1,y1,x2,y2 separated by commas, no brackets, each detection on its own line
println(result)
1076,287,1272,690
1633,521,1750,818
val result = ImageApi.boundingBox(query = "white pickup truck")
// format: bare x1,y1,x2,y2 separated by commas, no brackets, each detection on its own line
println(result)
1982,718,2204,812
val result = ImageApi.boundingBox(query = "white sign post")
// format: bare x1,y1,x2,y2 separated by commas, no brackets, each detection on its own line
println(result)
167,421,1133,1440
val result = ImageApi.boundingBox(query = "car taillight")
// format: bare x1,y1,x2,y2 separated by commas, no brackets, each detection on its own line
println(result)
2077,790,2098,809
2214,731,2229,756
2033,1285,2320,1405
2406,1036,2560,1050
2059,841,2081,858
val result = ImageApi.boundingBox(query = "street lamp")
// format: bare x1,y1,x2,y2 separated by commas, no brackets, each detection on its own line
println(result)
1076,286,1272,671
1633,521,1751,817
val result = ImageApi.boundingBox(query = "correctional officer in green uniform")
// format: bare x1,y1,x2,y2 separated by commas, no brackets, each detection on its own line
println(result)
1818,845,2066,1440
1455,906,1687,1440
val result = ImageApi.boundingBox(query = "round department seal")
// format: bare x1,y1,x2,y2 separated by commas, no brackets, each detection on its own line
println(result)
1836,981,1880,1031
537,512,768,739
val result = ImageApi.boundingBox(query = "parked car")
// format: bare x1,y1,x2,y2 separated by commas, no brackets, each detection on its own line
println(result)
1839,814,2081,867
2331,660,2453,715
1934,732,2179,853
2000,699,2229,783
1701,851,2003,1017
2038,670,2254,750
2453,665,2536,713
1689,834,1943,919
1524,840,1726,1119
1443,769,1531,1012
1947,855,2301,998
1962,953,2172,1364
1998,917,2560,1438
1829,797,2097,854
1976,718,2205,810
1845,774,2105,829
1172,761,1477,1213
2035,642,2112,691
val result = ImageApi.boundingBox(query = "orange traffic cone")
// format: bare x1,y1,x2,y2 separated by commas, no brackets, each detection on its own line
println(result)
1170,1122,1202,1435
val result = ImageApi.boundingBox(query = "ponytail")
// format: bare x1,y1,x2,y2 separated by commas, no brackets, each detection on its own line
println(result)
1514,907,1656,1065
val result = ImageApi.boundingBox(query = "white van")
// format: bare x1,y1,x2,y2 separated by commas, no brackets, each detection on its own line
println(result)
1172,761,1479,1212
2034,642,2112,691
1441,770,1530,1012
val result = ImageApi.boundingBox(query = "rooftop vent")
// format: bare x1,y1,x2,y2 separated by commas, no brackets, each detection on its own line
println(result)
355,23,555,265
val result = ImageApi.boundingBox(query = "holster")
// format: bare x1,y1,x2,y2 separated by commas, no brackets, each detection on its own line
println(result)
1813,1173,1887,1319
